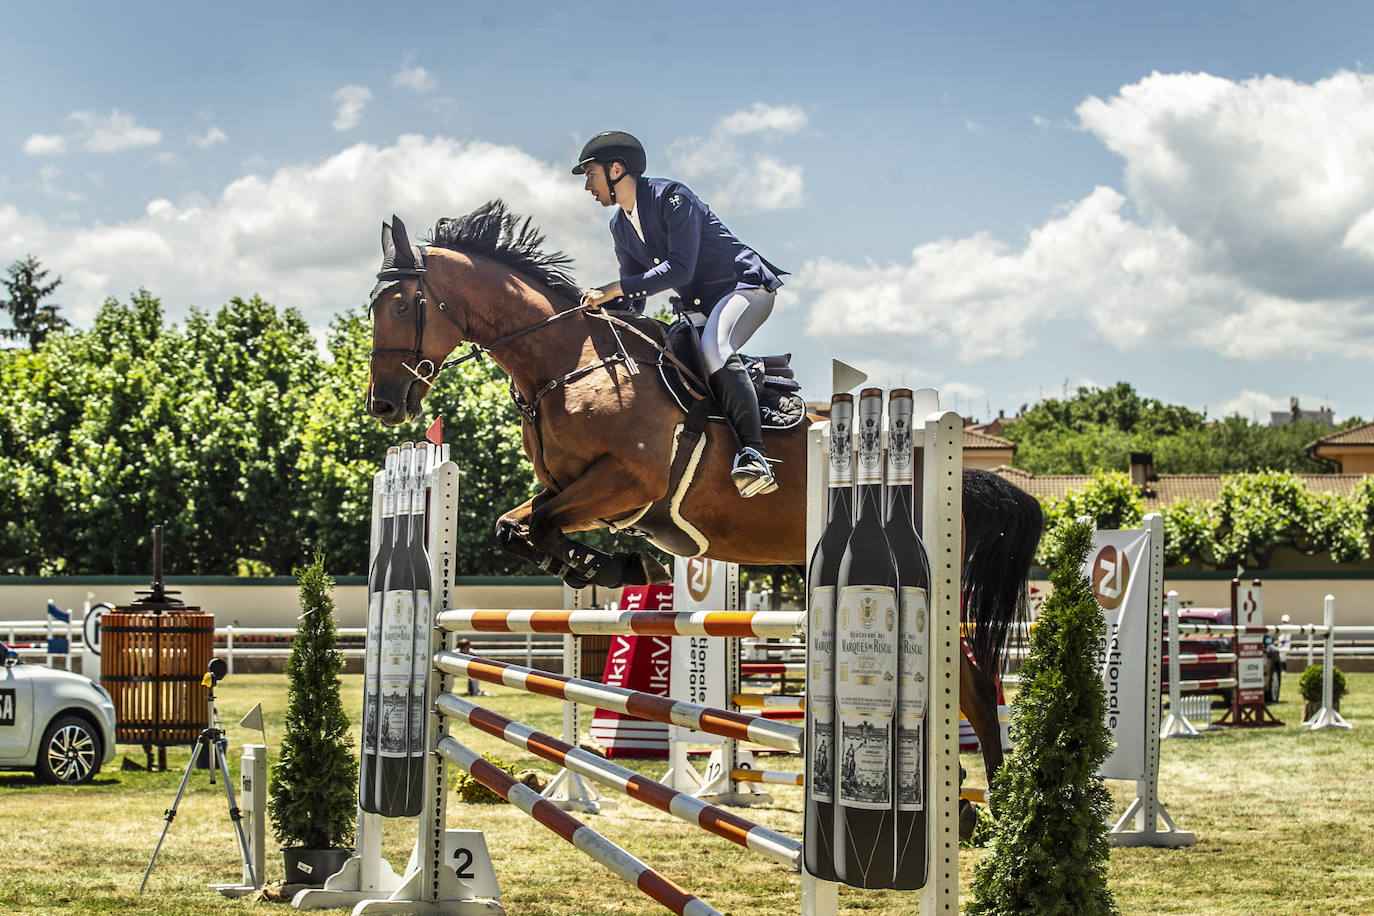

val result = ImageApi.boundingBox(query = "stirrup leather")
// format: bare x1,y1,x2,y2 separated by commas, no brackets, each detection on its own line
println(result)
731,447,778,498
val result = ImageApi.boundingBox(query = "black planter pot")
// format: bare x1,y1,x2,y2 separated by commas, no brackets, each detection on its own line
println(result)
281,846,352,887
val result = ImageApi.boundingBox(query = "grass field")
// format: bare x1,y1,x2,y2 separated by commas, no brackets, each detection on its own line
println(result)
1,671,1370,915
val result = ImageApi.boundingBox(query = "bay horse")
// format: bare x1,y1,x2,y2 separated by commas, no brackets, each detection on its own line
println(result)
364,201,1042,782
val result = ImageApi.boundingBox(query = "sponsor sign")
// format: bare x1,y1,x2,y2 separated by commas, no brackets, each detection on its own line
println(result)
670,557,730,746
1235,581,1265,705
1086,530,1151,781
588,584,674,758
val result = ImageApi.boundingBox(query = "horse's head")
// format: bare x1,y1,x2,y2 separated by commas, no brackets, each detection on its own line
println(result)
366,216,463,426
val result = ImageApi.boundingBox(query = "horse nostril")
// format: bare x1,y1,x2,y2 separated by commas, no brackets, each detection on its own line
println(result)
369,397,394,417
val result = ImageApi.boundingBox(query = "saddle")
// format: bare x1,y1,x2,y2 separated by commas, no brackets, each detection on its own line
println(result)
658,317,807,430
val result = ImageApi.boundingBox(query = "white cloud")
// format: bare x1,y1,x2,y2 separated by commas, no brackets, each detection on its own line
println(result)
332,85,373,131
795,70,1374,366
189,126,228,149
24,133,67,155
0,136,616,331
392,64,437,93
717,102,807,136
69,110,162,152
667,103,808,215
34,165,83,203
151,151,183,167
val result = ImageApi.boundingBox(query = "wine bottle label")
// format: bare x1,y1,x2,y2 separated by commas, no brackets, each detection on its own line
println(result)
885,408,914,485
828,414,853,486
898,587,929,719
363,593,382,753
380,686,408,757
408,590,432,755
381,589,415,688
836,585,897,809
854,412,883,485
896,719,924,812
807,586,836,803
897,586,928,811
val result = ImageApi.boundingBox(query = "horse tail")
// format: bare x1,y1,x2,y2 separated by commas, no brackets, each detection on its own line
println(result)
960,468,1043,677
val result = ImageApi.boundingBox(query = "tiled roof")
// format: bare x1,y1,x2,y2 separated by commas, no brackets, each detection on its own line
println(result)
1309,420,1374,448
962,428,1015,450
991,466,1366,510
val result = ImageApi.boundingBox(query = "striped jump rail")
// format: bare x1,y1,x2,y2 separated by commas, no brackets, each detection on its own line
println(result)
1173,623,1329,636
435,651,802,753
731,768,804,787
1166,653,1238,664
731,694,805,711
437,736,724,916
436,608,804,639
1175,677,1238,691
435,693,801,869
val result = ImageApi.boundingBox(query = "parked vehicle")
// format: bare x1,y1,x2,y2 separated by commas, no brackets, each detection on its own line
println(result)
1162,607,1282,705
0,643,117,784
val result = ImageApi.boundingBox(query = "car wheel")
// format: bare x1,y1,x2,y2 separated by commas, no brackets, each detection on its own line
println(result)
35,714,101,785
1266,665,1282,704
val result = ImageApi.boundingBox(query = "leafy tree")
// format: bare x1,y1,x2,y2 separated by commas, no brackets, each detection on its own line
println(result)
969,520,1117,916
1,255,69,350
1005,381,1351,475
1211,471,1316,568
1160,499,1216,567
1036,470,1143,564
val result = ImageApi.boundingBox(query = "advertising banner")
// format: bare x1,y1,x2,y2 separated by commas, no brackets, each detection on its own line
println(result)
588,584,674,758
1086,528,1151,781
670,557,730,746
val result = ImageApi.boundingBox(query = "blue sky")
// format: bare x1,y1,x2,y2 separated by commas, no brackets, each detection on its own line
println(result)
4,1,1374,424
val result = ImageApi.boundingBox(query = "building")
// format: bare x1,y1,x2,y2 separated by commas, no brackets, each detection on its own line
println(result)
1306,421,1374,474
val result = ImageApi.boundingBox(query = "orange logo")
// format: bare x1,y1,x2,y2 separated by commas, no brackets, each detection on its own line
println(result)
1091,545,1130,610
687,558,712,603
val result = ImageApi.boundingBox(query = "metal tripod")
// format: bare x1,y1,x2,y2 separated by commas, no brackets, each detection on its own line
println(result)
139,676,257,893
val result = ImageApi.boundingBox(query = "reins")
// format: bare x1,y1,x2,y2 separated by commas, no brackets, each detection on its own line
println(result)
371,254,708,421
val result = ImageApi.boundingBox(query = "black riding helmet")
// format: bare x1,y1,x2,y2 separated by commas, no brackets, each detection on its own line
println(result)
572,131,646,203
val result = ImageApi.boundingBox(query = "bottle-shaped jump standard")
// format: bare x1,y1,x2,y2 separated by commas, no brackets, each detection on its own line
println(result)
360,446,399,814
804,393,854,882
377,442,416,816
402,442,434,816
885,389,932,890
833,388,900,888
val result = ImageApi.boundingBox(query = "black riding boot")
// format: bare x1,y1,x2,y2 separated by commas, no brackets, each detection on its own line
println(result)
708,355,777,498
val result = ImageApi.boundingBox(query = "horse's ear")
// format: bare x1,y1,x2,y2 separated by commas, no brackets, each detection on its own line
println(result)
381,221,395,259
390,215,416,269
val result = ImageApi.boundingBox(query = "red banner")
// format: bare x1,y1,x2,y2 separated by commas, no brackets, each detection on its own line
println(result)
589,585,674,758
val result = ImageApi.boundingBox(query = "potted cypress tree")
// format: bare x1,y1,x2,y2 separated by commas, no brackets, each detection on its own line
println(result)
269,550,357,886
968,519,1118,915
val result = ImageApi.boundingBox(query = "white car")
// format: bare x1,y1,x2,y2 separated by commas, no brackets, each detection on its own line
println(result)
0,642,117,784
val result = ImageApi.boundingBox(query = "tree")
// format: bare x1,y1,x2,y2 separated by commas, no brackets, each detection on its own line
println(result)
268,551,357,852
969,520,1117,916
1036,470,1143,564
1,255,68,350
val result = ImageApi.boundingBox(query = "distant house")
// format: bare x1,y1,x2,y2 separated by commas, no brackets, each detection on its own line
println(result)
1307,421,1374,474
1270,396,1334,428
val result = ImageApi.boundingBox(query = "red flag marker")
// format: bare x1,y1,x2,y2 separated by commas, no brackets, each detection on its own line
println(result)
425,415,443,446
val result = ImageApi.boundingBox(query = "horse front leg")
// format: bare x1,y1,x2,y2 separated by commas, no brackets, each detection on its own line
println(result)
526,456,671,589
495,493,598,589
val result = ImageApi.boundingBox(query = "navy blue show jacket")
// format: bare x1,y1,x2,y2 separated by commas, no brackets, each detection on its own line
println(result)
612,176,786,311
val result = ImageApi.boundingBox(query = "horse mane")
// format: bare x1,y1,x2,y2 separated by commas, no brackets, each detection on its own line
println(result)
426,200,580,301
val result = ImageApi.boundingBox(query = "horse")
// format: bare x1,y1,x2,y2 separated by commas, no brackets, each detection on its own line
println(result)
364,201,1043,782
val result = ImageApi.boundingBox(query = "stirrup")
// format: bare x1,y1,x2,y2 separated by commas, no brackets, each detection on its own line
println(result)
731,447,778,498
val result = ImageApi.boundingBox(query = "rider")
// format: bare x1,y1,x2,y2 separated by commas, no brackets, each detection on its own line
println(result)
573,130,786,498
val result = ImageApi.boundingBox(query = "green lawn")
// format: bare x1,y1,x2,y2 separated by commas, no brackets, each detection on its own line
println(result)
0,672,1369,915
